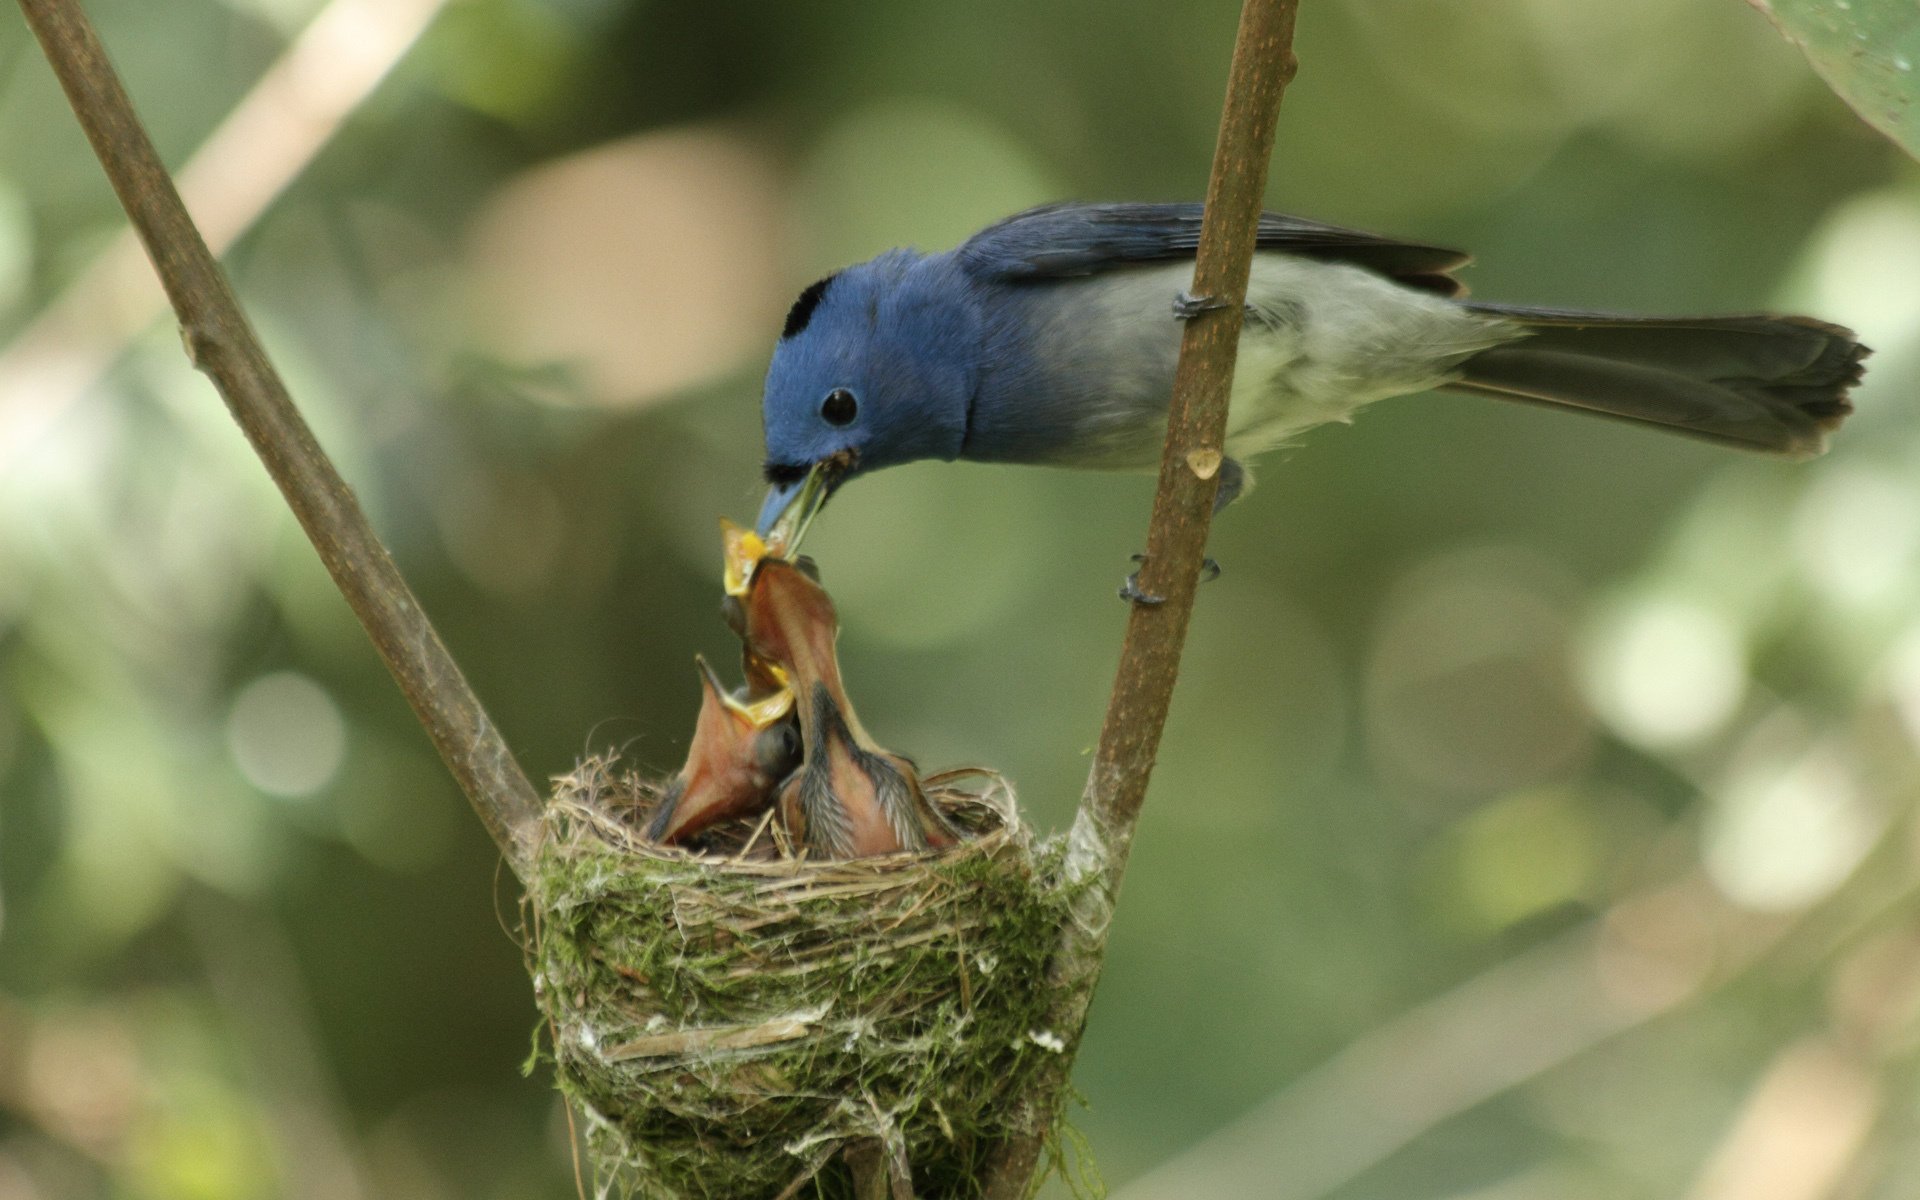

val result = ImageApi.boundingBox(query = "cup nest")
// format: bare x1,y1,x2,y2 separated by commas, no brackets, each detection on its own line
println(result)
525,754,1078,1199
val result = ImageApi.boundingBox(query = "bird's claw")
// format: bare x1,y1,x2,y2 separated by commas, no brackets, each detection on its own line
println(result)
1119,570,1165,606
1119,554,1219,604
1173,290,1230,320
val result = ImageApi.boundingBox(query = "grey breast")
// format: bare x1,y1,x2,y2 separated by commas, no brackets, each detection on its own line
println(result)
967,265,1187,469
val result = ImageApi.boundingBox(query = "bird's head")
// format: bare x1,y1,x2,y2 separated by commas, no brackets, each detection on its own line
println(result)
757,250,976,533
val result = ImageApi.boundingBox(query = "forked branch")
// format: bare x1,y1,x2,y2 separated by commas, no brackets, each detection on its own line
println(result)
21,0,1303,1190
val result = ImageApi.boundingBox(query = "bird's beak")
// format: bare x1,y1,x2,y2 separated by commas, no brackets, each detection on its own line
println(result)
754,481,799,538
706,653,795,728
741,651,790,703
754,455,845,543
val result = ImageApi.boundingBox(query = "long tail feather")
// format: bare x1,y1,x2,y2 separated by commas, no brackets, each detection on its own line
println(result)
1454,305,1868,459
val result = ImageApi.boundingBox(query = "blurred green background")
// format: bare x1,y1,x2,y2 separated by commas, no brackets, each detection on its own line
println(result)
3,0,1920,1197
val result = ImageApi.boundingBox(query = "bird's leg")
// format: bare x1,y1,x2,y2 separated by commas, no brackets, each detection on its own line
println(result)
1213,457,1247,512
1172,290,1231,320
1119,443,1241,606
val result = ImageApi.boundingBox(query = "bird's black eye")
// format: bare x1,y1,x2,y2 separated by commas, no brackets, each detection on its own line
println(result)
820,388,858,426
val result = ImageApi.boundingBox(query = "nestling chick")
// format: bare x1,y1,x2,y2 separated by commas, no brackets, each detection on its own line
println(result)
644,655,800,846
743,558,955,857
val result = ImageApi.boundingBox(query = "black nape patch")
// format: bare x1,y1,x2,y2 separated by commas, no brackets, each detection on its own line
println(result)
782,273,839,339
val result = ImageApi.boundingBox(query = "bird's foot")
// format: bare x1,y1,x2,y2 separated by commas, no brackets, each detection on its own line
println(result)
1119,555,1221,605
1172,290,1230,320
1120,555,1163,605
1119,575,1164,606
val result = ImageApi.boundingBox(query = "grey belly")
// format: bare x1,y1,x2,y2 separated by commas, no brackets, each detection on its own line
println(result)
968,272,1183,468
966,258,1516,469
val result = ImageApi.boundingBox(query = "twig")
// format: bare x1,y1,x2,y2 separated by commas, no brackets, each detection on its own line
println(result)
1681,1036,1878,1200
1114,875,1784,1200
980,1,1300,1193
0,0,450,472
16,0,545,877
1113,803,1920,1200
846,1142,886,1200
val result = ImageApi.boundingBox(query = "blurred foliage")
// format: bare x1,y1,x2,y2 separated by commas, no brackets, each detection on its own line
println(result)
1752,0,1920,159
0,0,1917,1197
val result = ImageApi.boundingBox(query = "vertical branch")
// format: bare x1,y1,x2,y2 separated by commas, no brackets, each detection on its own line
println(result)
1081,0,1299,890
982,1,1300,1193
17,0,545,878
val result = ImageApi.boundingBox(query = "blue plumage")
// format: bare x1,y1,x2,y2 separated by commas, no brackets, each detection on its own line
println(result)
757,202,1866,533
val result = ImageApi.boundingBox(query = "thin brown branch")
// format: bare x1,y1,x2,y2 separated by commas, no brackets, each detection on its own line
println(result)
16,0,544,878
981,1,1300,1193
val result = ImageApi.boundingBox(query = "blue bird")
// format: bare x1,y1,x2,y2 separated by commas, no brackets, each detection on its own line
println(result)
756,202,1867,572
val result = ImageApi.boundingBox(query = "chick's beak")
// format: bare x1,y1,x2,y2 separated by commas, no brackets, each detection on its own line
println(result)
745,565,958,857
644,655,794,845
740,559,846,706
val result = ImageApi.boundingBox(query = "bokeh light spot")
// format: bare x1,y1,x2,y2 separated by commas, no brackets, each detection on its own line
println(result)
125,1074,276,1200
1789,189,1920,353
1791,464,1920,612
789,97,1060,271
1707,739,1878,912
1888,626,1920,753
1447,787,1599,930
226,672,347,798
1582,596,1746,749
464,128,782,407
23,1006,142,1157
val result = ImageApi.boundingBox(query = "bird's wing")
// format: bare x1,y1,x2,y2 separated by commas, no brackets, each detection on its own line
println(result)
955,201,1472,297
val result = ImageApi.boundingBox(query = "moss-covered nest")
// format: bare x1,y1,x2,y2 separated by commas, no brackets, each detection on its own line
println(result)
525,754,1078,1199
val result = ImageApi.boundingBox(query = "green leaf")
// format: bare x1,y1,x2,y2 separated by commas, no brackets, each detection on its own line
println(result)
1751,0,1920,157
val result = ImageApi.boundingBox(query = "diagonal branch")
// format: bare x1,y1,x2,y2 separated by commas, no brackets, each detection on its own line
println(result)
1114,874,1784,1200
1077,0,1299,907
982,0,1300,1193
16,0,544,878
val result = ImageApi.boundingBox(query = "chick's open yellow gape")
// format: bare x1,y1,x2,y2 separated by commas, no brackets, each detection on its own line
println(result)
647,461,962,859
